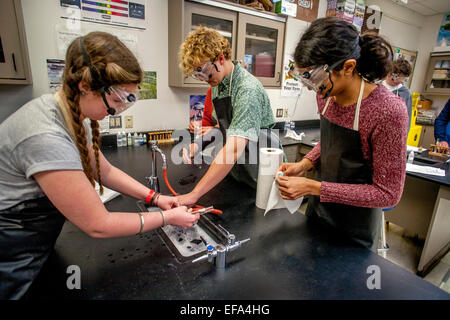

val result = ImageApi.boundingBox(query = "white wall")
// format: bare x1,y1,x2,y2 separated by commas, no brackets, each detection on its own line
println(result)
367,0,449,114
0,0,328,130
0,0,447,129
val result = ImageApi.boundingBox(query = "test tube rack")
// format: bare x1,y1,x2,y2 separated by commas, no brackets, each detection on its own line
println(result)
429,144,450,159
147,130,174,146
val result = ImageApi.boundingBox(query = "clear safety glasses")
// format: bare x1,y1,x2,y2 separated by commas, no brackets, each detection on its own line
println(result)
390,73,406,82
288,56,350,93
288,65,330,92
102,86,139,115
191,61,219,82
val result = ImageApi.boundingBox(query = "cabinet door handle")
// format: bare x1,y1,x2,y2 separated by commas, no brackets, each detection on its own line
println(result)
12,53,17,72
277,71,281,84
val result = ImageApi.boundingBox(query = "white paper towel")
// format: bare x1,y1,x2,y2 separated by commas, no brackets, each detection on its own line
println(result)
264,172,303,216
256,148,284,209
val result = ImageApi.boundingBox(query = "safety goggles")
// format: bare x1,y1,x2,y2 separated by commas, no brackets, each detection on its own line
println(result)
288,65,330,92
390,73,406,82
288,56,350,93
101,86,139,115
191,61,219,82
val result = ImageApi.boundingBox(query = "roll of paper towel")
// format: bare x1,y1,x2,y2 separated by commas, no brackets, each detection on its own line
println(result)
255,148,284,209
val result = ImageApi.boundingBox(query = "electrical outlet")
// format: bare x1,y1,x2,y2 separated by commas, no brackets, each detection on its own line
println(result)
125,116,133,129
109,116,122,129
284,109,289,117
276,108,283,118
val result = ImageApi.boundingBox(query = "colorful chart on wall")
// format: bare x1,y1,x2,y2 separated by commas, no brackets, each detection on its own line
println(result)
139,71,157,100
392,46,417,89
60,0,146,30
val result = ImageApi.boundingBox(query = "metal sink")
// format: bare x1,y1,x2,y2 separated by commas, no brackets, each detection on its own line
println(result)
137,201,229,263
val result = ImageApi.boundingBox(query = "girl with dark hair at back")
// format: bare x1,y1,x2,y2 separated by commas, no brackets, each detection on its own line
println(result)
0,32,199,300
277,17,409,251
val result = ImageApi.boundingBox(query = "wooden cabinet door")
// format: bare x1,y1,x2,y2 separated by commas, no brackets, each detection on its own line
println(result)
0,0,26,80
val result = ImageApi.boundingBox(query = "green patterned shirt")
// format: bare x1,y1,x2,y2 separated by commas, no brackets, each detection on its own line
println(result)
211,62,275,142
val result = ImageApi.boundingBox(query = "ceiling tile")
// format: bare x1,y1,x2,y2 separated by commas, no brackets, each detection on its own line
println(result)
424,0,450,14
408,2,439,16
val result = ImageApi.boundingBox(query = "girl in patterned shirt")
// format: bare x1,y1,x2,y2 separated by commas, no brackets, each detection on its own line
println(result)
277,17,408,251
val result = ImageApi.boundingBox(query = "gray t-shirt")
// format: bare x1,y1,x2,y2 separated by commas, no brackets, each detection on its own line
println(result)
0,94,91,210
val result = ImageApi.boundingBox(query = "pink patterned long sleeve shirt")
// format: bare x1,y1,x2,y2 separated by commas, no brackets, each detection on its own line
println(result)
305,84,409,208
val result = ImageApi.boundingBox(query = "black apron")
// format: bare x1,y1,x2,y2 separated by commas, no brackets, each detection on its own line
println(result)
305,80,381,252
212,64,282,189
0,197,65,299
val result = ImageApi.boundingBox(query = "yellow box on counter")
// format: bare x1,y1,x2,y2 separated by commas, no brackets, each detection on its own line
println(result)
417,99,432,110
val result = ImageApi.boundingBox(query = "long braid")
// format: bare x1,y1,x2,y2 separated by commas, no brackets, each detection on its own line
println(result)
90,120,104,195
66,93,96,189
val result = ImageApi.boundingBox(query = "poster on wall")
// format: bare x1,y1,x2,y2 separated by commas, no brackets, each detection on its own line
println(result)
189,95,206,124
436,13,450,48
139,71,157,100
60,0,146,30
46,59,65,93
281,55,302,97
54,24,139,59
295,0,319,23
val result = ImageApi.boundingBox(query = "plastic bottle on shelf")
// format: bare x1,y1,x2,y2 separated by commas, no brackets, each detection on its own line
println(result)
133,133,139,146
407,151,415,164
290,121,295,130
138,133,143,145
143,133,147,145
116,131,122,147
284,120,290,132
127,132,132,146
121,131,126,147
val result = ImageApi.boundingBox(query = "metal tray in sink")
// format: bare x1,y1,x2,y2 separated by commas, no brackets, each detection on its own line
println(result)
136,201,229,263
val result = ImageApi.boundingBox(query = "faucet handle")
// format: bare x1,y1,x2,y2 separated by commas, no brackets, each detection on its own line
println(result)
192,245,216,264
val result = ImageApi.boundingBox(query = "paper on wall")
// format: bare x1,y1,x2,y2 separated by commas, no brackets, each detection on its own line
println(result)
55,24,139,60
281,54,303,97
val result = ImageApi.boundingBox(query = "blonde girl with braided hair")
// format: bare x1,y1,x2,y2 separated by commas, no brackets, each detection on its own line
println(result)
0,31,199,300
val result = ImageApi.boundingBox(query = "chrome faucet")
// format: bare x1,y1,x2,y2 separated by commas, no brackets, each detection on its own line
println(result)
191,233,250,269
146,140,167,193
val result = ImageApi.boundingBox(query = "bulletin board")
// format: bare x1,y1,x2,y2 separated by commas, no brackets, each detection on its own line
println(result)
392,46,418,89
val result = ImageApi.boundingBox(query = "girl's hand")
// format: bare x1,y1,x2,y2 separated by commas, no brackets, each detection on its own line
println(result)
164,206,199,229
156,195,180,210
276,176,321,200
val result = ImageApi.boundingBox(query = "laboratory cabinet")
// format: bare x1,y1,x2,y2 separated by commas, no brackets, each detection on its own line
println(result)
423,52,450,95
168,0,286,88
0,0,32,84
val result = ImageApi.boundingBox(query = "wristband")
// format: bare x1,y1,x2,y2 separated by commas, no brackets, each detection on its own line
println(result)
146,190,155,204
150,192,159,205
